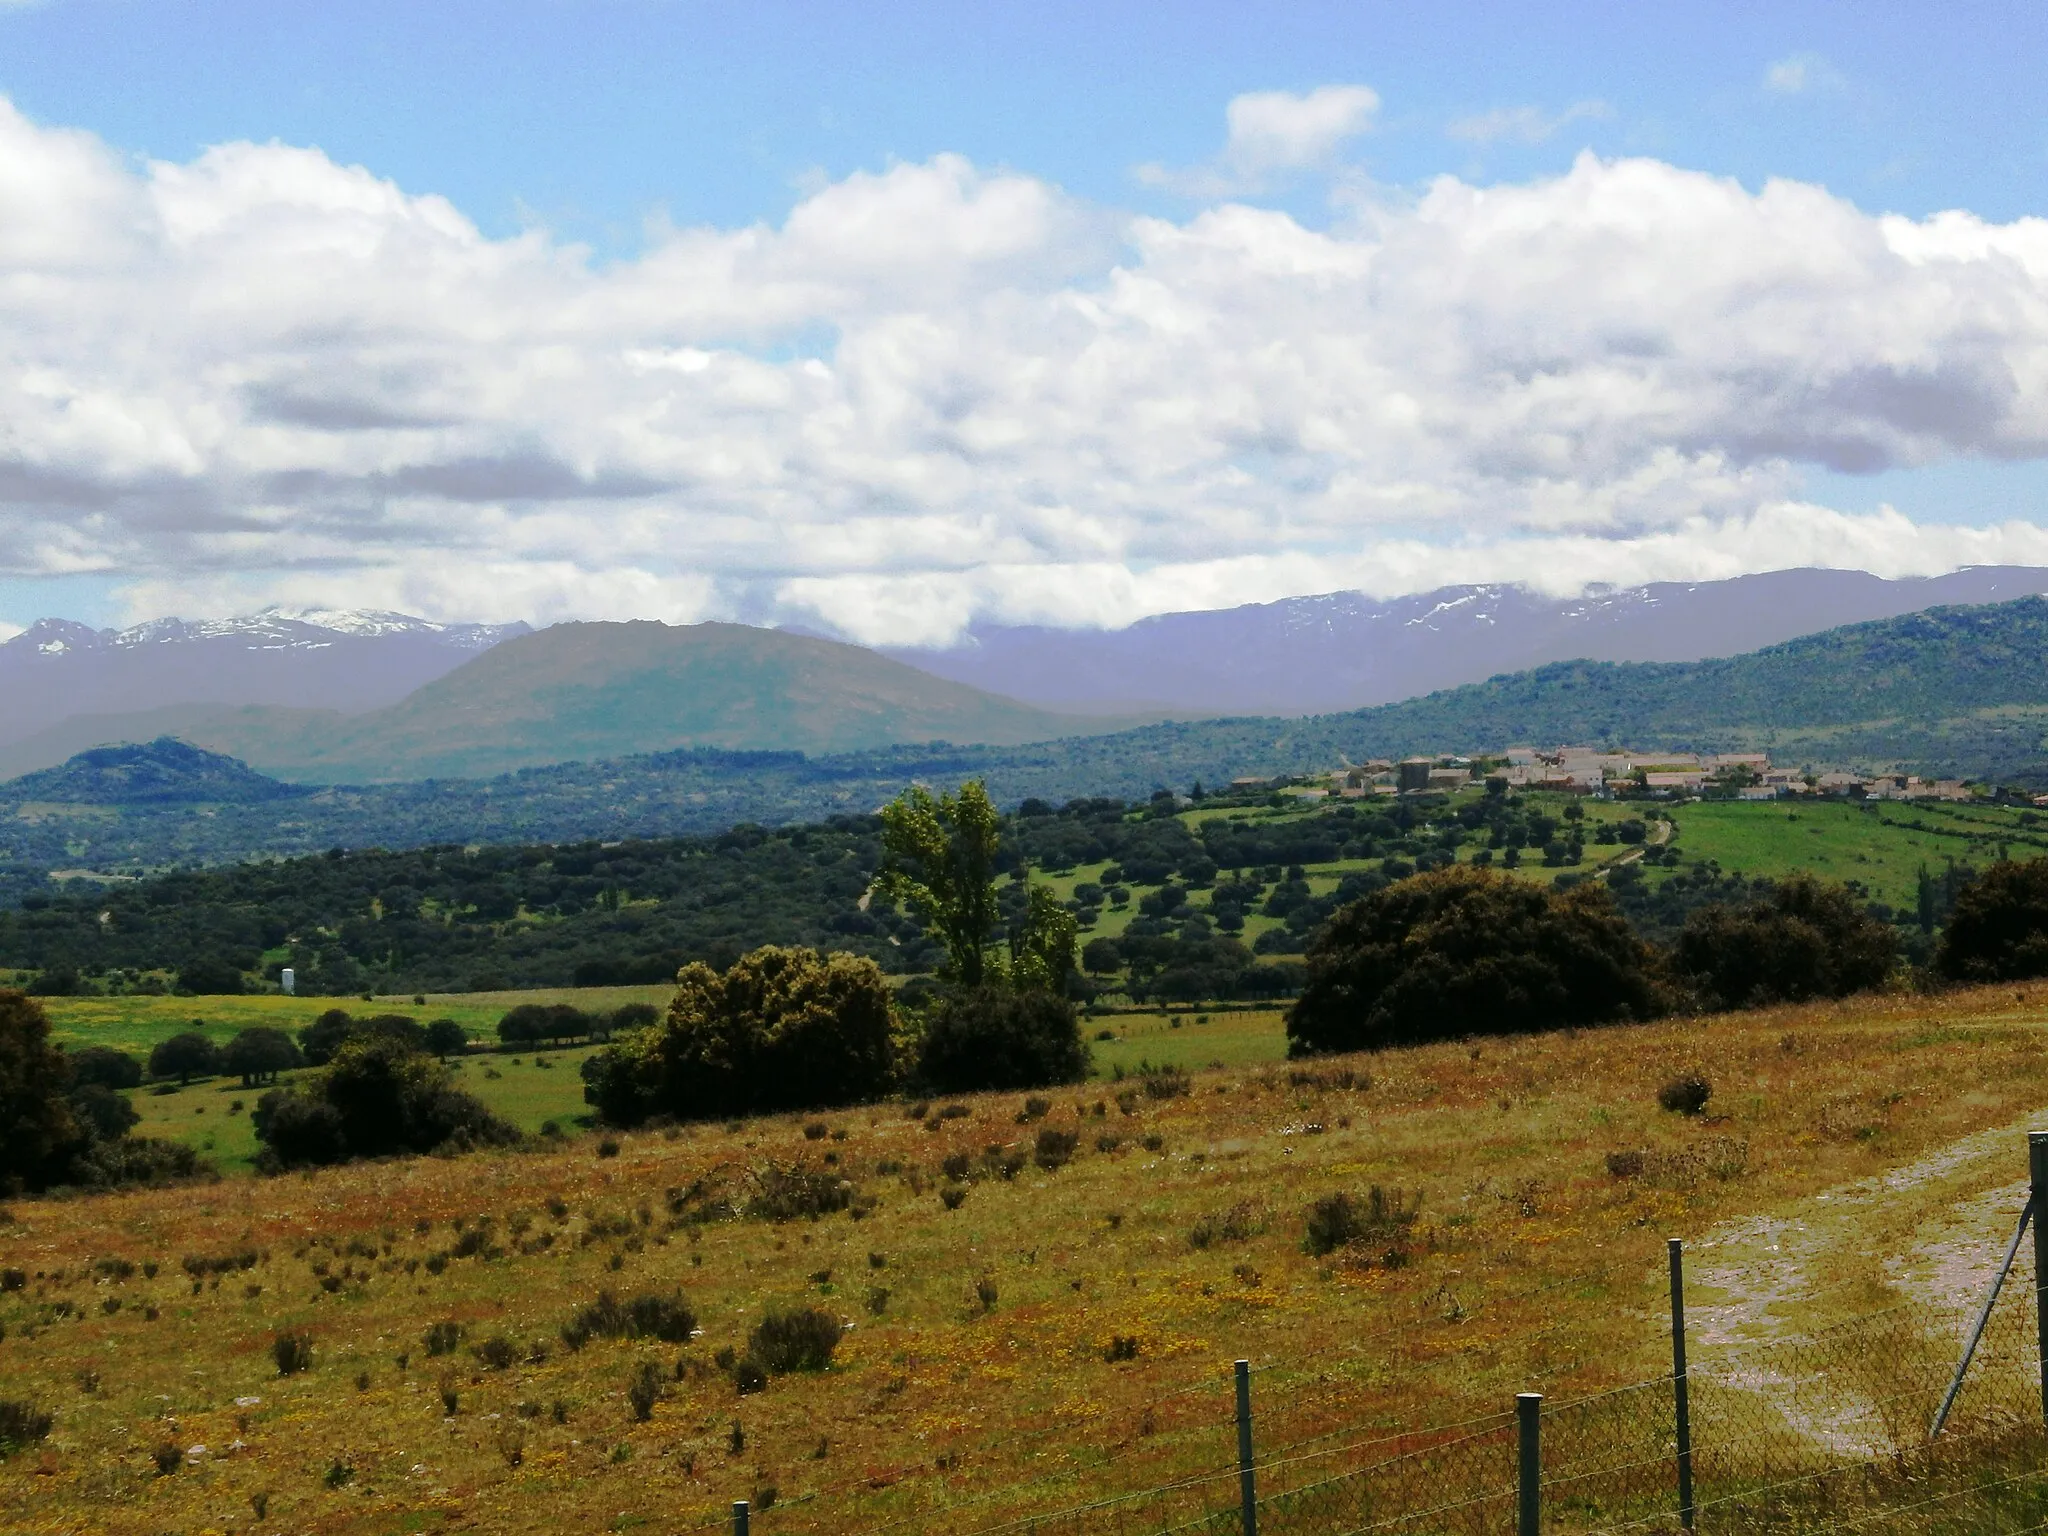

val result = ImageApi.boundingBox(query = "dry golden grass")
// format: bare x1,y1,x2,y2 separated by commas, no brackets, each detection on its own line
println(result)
6,984,2048,1534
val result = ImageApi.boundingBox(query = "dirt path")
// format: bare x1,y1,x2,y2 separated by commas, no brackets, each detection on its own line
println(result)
1686,1116,2036,1351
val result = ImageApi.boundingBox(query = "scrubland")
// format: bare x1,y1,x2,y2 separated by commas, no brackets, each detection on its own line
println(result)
6,985,2048,1534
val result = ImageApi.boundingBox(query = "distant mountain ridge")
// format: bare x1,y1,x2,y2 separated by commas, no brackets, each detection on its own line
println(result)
0,621,1139,783
9,595,2048,890
0,606,530,750
884,566,2048,714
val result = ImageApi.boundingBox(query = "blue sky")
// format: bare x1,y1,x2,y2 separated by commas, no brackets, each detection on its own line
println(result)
9,1,2048,240
4,1,2048,638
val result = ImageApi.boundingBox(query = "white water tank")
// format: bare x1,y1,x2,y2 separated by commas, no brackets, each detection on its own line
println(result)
280,967,296,996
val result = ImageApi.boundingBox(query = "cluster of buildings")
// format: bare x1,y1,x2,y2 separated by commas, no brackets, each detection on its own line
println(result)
1312,745,1976,802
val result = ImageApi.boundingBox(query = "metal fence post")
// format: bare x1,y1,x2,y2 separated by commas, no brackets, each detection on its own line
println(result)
1235,1359,1258,1536
733,1498,749,1536
1517,1392,1542,1536
2032,1131,2048,1428
1669,1238,1696,1529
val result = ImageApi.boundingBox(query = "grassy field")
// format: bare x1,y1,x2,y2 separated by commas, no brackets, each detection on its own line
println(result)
7,984,2048,1533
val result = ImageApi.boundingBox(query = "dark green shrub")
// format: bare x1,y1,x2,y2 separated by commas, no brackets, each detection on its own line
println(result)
423,1320,465,1356
272,1330,314,1375
0,1400,52,1455
1674,875,1896,1010
747,1307,841,1373
747,1165,854,1221
1658,1074,1712,1115
917,987,1087,1093
1287,867,1663,1055
561,1290,697,1349
581,947,898,1125
1033,1127,1079,1170
153,1440,183,1475
1303,1187,1419,1257
1937,857,2048,982
67,1084,138,1142
66,1046,142,1091
628,1360,663,1421
474,1335,517,1371
253,1036,516,1169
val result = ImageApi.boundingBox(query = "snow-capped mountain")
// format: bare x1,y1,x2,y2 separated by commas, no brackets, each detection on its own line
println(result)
884,566,2048,716
0,608,530,747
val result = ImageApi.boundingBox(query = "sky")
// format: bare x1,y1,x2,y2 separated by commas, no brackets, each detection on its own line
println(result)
6,1,2048,643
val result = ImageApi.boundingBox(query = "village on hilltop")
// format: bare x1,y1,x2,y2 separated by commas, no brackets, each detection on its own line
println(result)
1261,745,1982,803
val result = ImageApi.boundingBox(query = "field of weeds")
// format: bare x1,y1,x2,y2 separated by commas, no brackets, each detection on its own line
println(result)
5,985,2048,1535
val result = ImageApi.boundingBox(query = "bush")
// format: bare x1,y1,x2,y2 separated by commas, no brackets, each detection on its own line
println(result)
747,1307,841,1373
423,1320,466,1356
0,1399,52,1455
148,1032,220,1085
628,1360,664,1421
252,1035,518,1169
1303,1187,1420,1258
66,1084,139,1142
561,1290,698,1349
66,1046,142,1091
1937,857,2048,983
1673,875,1896,1010
1658,1074,1713,1115
1033,1126,1079,1170
272,1330,314,1375
581,947,899,1125
917,987,1088,1093
1286,867,1664,1055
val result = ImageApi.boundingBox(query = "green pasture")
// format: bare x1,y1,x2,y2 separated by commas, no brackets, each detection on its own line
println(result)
121,1042,604,1174
37,983,671,1055
1643,797,2044,909
1085,1007,1288,1078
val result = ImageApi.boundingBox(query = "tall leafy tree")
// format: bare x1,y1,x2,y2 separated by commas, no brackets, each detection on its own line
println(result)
878,780,1075,994
877,782,1004,987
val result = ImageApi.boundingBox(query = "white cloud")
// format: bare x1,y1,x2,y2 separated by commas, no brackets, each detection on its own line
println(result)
1,97,2047,646
1447,100,1613,145
1765,53,1845,95
1136,84,1377,195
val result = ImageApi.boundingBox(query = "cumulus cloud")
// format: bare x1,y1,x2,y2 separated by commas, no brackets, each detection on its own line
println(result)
1447,100,1612,145
2,95,2048,645
1135,84,1377,194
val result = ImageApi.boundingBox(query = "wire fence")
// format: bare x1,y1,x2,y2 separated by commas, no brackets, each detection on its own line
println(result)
723,1148,2048,1536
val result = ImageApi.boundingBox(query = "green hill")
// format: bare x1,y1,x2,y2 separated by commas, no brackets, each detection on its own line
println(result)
0,621,1139,783
0,738,299,805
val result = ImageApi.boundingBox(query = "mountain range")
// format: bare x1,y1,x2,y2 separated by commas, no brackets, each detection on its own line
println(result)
0,620,1123,783
7,566,2048,784
8,594,2048,894
883,566,2048,714
0,607,529,751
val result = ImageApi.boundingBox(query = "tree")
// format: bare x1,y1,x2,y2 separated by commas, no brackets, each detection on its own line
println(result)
1936,857,2048,982
878,779,1076,995
916,988,1087,1093
581,946,899,1125
877,782,1004,987
253,1034,516,1169
298,1009,358,1066
497,1003,588,1048
1672,874,1896,1010
223,1027,303,1087
0,990,79,1192
425,1019,470,1059
1287,866,1664,1056
67,1083,139,1142
1081,937,1124,976
177,957,246,996
149,1031,221,1086
66,1045,142,1091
